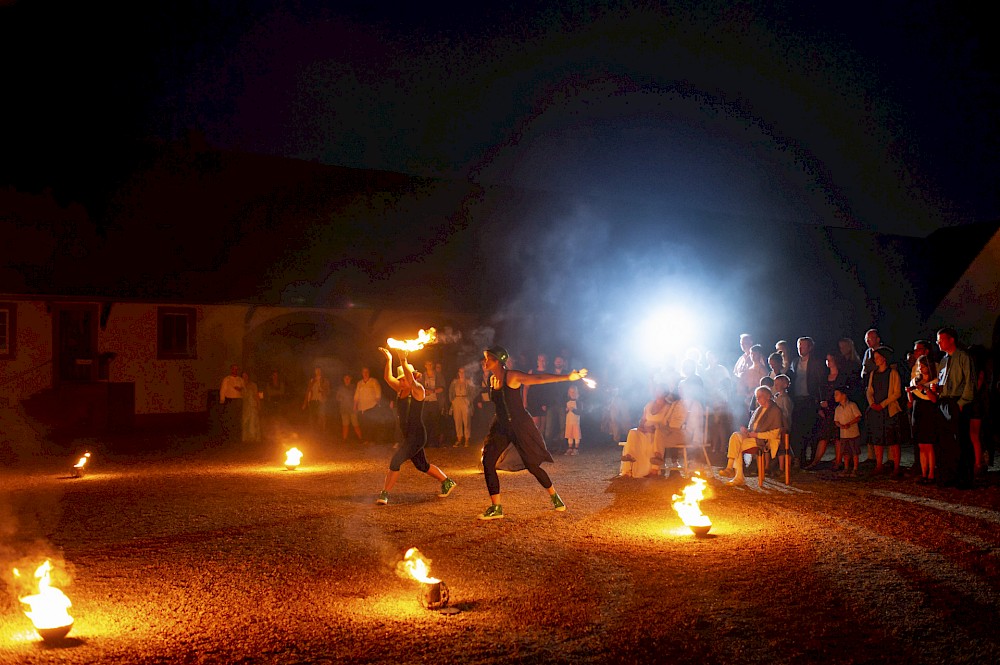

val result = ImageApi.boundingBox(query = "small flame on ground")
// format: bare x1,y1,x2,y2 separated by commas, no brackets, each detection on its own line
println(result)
74,452,91,469
387,328,437,352
285,447,303,468
14,560,73,631
672,475,712,529
399,547,440,584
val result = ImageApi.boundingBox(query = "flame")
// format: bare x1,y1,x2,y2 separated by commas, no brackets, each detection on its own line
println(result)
386,328,437,352
285,447,303,468
672,475,711,529
400,547,439,584
14,560,73,631
581,377,597,389
73,452,91,469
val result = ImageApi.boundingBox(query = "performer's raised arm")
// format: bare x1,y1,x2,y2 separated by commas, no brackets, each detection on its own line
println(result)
507,368,588,389
379,347,402,393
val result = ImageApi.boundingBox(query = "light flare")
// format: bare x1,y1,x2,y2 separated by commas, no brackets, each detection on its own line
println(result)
387,328,437,352
14,560,73,636
581,377,596,389
672,474,712,535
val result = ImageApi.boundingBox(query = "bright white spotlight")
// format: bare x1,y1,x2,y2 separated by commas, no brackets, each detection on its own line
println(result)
637,306,699,360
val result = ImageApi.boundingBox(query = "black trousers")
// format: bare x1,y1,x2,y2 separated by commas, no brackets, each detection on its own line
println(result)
937,398,972,486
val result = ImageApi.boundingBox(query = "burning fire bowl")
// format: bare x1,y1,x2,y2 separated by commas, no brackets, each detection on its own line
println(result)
689,524,712,538
36,622,73,643
419,580,450,610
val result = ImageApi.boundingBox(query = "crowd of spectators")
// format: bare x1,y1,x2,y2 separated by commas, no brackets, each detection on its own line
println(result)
610,326,994,490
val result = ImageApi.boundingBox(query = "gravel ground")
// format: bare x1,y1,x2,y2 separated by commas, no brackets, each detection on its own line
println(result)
2,429,999,665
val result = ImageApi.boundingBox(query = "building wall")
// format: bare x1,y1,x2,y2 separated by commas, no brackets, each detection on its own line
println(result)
2,298,480,415
0,301,52,405
926,230,1000,347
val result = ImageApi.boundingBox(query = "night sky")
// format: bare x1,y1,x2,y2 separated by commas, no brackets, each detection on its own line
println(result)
3,1,998,353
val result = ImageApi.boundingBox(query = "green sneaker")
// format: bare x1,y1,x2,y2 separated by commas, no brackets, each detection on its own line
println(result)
438,478,457,497
551,493,566,512
376,490,389,505
478,504,504,520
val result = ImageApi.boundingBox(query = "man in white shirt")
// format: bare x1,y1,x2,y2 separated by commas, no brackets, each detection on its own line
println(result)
354,367,382,444
733,333,754,379
219,364,244,441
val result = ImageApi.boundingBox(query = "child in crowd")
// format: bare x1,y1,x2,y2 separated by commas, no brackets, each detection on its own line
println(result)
565,385,581,455
906,355,940,485
833,387,862,477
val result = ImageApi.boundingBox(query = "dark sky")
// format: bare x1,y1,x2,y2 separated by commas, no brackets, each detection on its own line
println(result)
3,0,999,237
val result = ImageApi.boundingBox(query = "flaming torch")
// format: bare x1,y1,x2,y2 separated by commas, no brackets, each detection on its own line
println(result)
71,452,91,478
284,447,303,471
386,328,437,352
14,560,74,643
672,474,712,537
398,547,449,610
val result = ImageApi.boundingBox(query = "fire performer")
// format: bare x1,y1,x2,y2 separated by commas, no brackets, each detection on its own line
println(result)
478,346,588,520
375,347,457,505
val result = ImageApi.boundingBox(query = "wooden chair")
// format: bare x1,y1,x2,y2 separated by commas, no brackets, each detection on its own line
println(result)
755,430,792,487
655,404,711,476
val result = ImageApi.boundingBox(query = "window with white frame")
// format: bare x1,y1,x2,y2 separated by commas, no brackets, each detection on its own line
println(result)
157,307,197,359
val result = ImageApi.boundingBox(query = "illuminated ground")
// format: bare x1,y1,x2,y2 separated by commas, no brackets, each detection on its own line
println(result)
2,435,999,664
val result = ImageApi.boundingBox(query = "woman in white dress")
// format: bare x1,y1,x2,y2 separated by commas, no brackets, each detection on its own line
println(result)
620,384,671,478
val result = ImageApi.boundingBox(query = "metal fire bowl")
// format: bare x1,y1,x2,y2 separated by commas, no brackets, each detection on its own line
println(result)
285,465,298,471
689,524,712,538
37,622,73,643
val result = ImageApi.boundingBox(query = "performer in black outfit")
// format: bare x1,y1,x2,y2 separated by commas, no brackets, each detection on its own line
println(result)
478,345,588,520
376,347,456,505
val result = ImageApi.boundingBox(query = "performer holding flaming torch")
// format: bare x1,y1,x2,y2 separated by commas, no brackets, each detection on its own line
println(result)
478,346,588,520
376,346,457,505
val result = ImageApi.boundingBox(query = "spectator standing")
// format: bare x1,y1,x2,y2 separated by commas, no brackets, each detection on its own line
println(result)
791,337,827,467
219,364,245,441
564,385,582,455
242,372,262,442
865,346,903,477
449,366,476,447
838,337,863,383
354,366,382,445
833,387,863,477
543,356,569,453
935,328,975,488
733,333,754,378
337,374,363,442
807,352,848,471
525,354,550,432
422,360,444,447
302,366,331,435
907,355,941,484
262,370,288,421
861,328,882,383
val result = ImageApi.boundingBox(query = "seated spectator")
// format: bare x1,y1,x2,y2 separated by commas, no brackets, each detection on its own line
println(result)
619,384,671,478
718,386,783,486
649,383,699,475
